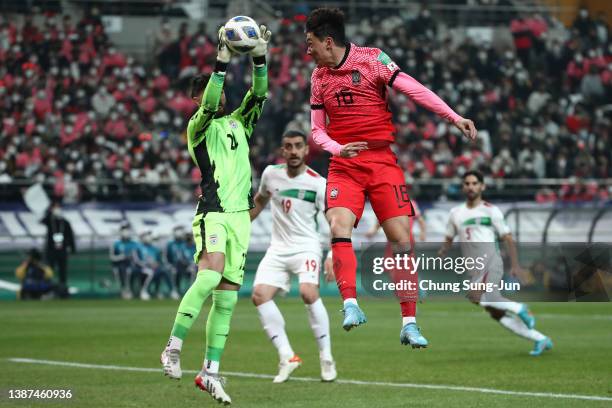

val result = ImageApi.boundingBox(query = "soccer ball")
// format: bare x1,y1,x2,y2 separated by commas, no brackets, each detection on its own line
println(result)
223,16,260,54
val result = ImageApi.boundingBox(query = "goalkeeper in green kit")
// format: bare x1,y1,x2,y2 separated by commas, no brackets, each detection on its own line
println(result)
161,24,271,405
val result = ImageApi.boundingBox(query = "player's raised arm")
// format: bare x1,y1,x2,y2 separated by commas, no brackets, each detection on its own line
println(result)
379,50,477,140
187,28,232,141
231,25,271,138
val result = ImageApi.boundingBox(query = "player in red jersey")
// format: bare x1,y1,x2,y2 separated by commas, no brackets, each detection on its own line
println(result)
306,8,477,347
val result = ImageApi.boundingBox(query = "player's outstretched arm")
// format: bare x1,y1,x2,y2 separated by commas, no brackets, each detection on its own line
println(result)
249,192,270,221
391,72,477,140
230,25,271,138
249,25,271,98
188,28,232,137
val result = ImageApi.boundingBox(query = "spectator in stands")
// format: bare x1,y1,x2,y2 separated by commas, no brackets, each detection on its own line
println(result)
0,7,610,202
109,222,138,299
15,248,57,300
165,225,192,294
41,200,75,298
133,230,178,300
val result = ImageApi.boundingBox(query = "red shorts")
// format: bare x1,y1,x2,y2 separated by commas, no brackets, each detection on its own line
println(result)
325,147,414,226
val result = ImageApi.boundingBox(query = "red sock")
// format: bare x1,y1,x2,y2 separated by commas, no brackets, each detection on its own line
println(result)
400,301,416,317
331,239,357,300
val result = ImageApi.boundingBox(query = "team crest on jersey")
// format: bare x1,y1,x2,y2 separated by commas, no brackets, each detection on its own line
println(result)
229,120,238,129
352,70,361,85
330,188,339,199
209,234,218,245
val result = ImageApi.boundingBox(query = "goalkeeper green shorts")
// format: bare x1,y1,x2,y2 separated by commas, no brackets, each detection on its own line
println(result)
192,210,251,285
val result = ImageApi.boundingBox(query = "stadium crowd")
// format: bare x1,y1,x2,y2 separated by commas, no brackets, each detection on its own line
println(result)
0,6,610,203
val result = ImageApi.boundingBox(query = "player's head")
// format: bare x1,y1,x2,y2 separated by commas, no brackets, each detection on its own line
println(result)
140,230,153,245
462,170,485,201
119,223,130,240
28,248,42,262
306,8,346,66
281,130,308,169
191,74,225,117
173,225,185,240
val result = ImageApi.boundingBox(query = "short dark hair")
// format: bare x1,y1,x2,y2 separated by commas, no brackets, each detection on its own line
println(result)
306,7,346,44
462,170,484,183
190,74,210,98
282,130,307,143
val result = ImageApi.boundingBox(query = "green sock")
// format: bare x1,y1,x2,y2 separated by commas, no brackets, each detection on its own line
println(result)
169,270,222,343
203,290,238,373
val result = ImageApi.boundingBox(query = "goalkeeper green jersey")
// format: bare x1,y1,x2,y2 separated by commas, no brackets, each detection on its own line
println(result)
187,64,268,213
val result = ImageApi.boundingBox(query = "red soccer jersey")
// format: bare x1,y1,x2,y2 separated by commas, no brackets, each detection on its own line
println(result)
310,43,400,146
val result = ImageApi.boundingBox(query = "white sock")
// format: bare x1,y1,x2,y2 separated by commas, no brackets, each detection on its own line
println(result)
166,335,183,351
203,359,219,374
305,298,333,361
499,315,546,341
480,299,523,314
257,300,294,360
343,298,358,307
402,316,416,326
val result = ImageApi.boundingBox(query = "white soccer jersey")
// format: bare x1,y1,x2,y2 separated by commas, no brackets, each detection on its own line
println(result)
445,201,511,260
259,164,327,255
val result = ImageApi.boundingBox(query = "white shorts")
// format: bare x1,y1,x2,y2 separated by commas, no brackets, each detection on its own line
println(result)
253,250,321,294
469,256,504,285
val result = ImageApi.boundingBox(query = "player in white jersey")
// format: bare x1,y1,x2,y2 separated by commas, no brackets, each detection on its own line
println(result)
250,130,336,383
439,170,553,356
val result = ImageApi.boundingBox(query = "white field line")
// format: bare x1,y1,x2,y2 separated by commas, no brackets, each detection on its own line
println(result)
8,358,612,402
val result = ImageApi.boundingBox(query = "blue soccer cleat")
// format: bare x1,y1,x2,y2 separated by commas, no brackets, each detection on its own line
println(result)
400,323,428,348
517,304,535,329
530,337,553,356
342,303,367,331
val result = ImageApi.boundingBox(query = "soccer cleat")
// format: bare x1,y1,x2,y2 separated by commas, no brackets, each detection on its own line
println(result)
320,359,337,382
170,290,180,300
195,371,231,405
342,303,367,331
400,323,428,348
517,304,535,329
273,355,302,383
160,348,182,379
530,337,553,356
140,290,151,301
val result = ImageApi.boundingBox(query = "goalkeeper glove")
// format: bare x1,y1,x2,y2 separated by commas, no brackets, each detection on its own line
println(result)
216,26,232,64
249,25,272,58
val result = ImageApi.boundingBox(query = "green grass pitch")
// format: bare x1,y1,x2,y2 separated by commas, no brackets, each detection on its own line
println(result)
1,298,611,407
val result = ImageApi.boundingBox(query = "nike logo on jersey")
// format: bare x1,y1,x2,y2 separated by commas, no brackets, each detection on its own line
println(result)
179,312,194,319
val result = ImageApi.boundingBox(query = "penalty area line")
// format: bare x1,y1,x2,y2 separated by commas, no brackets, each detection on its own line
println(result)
8,357,612,402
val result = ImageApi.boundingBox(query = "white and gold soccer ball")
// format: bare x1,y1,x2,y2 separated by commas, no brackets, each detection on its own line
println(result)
223,16,260,54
